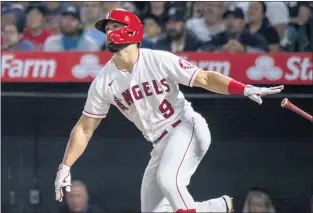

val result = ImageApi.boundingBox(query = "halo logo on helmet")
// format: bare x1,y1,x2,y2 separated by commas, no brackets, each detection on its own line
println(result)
95,9,143,53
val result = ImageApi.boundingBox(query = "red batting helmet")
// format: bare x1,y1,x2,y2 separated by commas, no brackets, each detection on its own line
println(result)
95,9,143,45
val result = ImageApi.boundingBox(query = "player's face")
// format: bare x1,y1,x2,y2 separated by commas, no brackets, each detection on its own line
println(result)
105,21,126,43
66,186,88,212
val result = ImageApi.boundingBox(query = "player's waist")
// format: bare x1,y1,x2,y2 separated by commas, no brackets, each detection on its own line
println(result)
152,119,182,144
146,107,198,143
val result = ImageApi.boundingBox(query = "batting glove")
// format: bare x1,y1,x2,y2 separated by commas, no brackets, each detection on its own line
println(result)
244,85,284,105
55,164,71,202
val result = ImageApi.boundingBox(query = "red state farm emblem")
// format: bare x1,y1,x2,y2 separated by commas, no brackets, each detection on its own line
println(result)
179,58,195,69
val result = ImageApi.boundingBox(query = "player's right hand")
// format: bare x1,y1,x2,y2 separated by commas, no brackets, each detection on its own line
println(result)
55,164,71,202
244,85,284,105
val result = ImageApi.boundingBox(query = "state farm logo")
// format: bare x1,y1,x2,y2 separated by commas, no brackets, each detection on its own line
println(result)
1,53,56,78
247,55,312,82
72,54,103,79
247,56,283,81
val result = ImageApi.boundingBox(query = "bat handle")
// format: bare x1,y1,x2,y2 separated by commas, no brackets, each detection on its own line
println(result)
281,98,313,122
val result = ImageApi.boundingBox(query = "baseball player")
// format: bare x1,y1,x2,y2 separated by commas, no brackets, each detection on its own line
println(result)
55,9,284,213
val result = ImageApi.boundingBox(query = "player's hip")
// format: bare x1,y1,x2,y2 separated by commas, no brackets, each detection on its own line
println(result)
152,108,210,143
151,114,211,158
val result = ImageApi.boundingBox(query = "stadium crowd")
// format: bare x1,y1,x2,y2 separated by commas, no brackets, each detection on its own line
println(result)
1,1,313,53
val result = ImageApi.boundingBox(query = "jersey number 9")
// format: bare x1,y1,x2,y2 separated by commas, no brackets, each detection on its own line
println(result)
159,99,174,119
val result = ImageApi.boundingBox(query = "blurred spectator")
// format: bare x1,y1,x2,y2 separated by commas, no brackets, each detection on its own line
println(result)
153,7,202,52
102,2,121,18
286,2,311,26
1,3,25,31
2,23,35,51
199,7,268,53
187,2,226,42
82,2,105,46
58,180,104,213
190,2,202,19
242,188,276,213
265,2,289,42
246,2,280,52
133,2,148,13
23,5,54,50
1,7,17,31
44,2,68,34
166,2,194,18
285,2,312,52
45,2,68,16
307,3,313,51
143,14,163,44
43,6,99,51
232,2,289,43
120,2,138,14
13,1,29,10
69,2,84,8
229,1,250,15
143,2,167,27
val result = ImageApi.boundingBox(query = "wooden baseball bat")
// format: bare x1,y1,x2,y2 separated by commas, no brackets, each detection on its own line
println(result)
281,98,313,122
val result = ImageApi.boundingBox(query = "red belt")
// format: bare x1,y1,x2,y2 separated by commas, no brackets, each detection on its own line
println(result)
153,119,182,144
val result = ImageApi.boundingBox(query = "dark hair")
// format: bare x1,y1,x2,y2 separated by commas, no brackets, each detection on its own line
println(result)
26,5,46,17
259,1,267,15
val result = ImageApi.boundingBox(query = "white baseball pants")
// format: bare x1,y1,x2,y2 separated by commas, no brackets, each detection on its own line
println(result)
141,112,229,212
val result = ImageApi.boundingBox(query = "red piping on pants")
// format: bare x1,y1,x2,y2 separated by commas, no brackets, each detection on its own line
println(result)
176,118,195,211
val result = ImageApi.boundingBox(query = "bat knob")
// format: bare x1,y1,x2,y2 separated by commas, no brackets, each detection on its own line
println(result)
281,98,288,107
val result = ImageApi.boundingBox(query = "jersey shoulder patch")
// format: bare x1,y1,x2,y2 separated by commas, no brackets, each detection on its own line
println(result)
178,58,195,69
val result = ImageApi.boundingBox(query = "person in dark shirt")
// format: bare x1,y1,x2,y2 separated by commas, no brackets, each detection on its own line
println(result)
153,7,202,52
246,2,280,52
199,7,268,53
142,2,167,28
142,14,163,44
285,2,312,52
286,2,311,26
58,180,104,213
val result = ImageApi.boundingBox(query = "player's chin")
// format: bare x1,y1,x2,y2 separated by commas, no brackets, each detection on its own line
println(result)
107,42,129,53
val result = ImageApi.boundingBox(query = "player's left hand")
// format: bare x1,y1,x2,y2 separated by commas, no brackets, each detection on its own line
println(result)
55,164,71,202
244,85,284,105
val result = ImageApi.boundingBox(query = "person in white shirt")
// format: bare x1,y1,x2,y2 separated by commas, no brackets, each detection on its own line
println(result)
187,2,226,42
54,9,284,213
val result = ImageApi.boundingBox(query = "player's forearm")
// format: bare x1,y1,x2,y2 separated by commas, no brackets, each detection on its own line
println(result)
62,125,93,167
195,71,245,95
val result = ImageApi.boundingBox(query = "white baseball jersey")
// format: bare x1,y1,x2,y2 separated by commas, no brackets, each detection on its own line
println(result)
83,48,201,142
